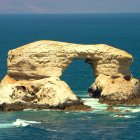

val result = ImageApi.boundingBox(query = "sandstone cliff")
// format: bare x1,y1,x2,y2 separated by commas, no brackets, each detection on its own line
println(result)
0,40,139,111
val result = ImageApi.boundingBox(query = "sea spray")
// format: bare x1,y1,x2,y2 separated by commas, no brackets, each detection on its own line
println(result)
13,119,41,127
82,98,108,111
0,119,41,129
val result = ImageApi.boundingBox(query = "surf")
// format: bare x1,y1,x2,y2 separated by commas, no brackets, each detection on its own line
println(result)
0,119,41,129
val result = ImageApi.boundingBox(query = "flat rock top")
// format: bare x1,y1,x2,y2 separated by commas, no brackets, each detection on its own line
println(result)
10,40,132,59
7,40,132,79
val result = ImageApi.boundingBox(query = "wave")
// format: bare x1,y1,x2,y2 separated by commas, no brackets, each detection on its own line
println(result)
82,98,108,111
13,119,41,127
115,106,140,113
82,98,140,117
23,108,37,111
0,119,41,129
130,108,140,113
112,114,136,118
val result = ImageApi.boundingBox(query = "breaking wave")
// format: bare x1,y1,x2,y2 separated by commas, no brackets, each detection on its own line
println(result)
0,119,41,129
82,98,108,111
82,97,140,119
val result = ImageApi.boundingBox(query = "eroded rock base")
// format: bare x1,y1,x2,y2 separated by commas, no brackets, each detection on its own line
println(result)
0,101,92,112
100,97,140,105
89,74,140,105
0,76,92,112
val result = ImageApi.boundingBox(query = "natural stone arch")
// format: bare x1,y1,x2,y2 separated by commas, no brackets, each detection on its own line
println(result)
7,40,132,79
0,40,140,111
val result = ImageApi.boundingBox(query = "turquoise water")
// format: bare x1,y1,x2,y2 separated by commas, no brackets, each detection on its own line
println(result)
0,97,140,140
0,14,140,139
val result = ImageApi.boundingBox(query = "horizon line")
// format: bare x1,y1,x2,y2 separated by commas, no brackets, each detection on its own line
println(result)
0,12,140,14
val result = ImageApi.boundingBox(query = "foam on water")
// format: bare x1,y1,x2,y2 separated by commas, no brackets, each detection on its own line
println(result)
13,119,41,127
131,109,140,113
112,114,136,118
0,119,41,129
82,97,140,119
23,108,37,111
82,98,108,111
114,106,140,113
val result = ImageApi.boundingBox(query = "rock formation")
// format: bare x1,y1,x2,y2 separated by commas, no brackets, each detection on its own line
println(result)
91,74,140,105
0,40,140,111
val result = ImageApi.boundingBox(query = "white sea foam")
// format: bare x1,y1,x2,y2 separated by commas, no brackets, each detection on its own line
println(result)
130,108,140,113
114,106,140,113
12,119,41,127
113,114,136,118
82,98,108,111
65,112,70,113
23,108,36,111
82,97,140,115
0,119,41,129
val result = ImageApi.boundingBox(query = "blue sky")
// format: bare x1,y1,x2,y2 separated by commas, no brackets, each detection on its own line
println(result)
0,0,140,13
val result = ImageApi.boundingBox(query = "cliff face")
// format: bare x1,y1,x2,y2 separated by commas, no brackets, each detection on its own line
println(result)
0,40,139,111
0,75,83,111
90,75,140,105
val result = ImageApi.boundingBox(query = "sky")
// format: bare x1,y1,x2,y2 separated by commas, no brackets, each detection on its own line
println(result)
0,0,140,14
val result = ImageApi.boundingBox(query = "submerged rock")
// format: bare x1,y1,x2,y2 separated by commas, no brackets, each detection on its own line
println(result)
0,40,140,111
106,106,121,112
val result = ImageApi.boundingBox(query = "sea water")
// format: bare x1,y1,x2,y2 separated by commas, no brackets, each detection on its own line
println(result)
0,14,140,140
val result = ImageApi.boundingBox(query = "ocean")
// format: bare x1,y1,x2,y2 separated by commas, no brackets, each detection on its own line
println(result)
0,14,140,140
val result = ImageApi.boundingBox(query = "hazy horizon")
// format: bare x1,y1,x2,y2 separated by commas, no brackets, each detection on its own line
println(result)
0,0,140,14
1,12,140,15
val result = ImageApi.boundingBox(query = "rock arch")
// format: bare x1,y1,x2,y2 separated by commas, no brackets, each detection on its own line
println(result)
7,40,132,79
0,40,140,111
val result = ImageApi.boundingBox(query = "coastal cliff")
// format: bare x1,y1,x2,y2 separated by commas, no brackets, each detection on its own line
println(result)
0,40,140,111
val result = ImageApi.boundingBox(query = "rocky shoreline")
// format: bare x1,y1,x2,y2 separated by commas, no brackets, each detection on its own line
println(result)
0,100,92,112
100,97,140,105
0,40,140,111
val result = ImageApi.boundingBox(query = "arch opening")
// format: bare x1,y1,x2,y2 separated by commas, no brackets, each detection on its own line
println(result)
61,58,100,98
